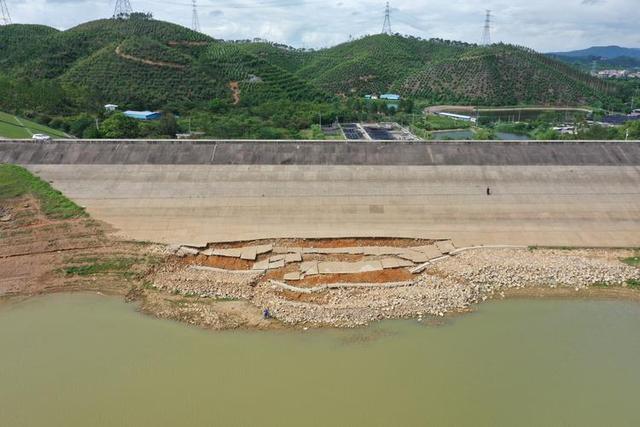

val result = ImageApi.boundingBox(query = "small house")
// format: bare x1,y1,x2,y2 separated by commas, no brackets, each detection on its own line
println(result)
104,104,118,112
123,110,162,121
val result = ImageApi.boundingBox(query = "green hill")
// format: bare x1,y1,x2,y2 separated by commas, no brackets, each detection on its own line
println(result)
0,17,616,114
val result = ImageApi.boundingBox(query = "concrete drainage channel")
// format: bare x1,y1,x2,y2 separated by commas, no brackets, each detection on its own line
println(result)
168,239,526,292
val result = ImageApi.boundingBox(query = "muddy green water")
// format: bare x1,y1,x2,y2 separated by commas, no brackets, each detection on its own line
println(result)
1,294,639,427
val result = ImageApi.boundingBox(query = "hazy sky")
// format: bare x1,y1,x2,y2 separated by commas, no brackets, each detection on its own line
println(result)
7,0,640,52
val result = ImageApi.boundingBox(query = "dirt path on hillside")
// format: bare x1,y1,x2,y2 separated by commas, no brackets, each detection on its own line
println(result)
229,81,241,105
115,45,185,69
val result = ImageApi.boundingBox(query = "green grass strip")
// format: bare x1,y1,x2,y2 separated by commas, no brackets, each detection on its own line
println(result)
0,164,86,219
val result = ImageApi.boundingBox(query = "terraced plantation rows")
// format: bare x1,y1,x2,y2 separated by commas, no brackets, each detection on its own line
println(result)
0,17,617,112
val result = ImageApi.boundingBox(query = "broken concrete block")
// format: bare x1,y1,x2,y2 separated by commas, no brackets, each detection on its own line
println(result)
436,240,456,254
255,244,273,255
273,246,301,254
269,255,286,262
252,260,270,270
285,252,303,263
397,250,429,263
362,246,405,256
284,272,302,281
212,248,244,258
381,257,415,269
411,245,443,260
267,259,286,270
240,247,258,261
317,261,384,274
300,261,319,276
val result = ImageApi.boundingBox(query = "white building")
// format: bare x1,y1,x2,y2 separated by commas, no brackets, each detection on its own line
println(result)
104,104,118,112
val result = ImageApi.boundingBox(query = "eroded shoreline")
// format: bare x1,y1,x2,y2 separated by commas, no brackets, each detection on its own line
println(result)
1,192,639,331
142,244,640,329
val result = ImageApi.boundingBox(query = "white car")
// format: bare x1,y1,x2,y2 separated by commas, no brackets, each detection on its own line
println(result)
32,134,51,141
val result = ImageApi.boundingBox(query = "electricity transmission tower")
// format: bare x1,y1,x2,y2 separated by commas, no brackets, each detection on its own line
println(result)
381,2,392,35
0,0,11,26
113,0,133,19
481,9,491,46
191,0,200,32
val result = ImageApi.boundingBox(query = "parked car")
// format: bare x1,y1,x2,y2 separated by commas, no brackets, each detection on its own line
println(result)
31,134,51,141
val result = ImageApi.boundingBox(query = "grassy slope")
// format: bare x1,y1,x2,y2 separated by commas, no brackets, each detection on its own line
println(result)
0,164,85,219
0,111,68,138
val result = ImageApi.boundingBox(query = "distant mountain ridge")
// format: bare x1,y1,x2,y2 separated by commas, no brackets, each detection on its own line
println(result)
549,46,640,60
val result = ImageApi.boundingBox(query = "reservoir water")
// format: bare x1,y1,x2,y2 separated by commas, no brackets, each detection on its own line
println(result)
1,294,639,426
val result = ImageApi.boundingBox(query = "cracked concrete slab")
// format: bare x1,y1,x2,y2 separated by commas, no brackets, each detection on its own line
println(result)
252,260,269,270
361,246,406,256
397,251,429,263
380,257,415,269
411,245,443,260
240,247,257,261
211,248,244,258
273,246,302,254
284,272,302,281
317,261,384,274
285,252,303,263
300,261,319,276
268,259,285,270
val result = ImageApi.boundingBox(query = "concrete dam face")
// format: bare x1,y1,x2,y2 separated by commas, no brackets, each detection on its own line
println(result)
3,140,640,247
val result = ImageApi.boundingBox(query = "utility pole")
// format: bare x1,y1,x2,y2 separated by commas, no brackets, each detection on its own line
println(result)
481,10,491,46
191,0,201,33
113,0,133,19
382,2,392,35
0,0,11,25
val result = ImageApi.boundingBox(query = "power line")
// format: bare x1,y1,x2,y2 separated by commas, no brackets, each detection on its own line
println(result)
113,0,134,18
382,1,392,35
191,0,200,32
481,9,491,46
0,0,11,25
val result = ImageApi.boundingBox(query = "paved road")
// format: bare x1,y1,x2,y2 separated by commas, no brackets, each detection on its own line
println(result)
26,164,640,247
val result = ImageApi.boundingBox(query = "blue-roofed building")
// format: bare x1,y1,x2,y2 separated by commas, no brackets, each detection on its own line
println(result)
123,110,162,121
380,93,401,101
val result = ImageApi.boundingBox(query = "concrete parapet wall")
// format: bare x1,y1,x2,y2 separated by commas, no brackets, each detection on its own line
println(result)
1,139,639,166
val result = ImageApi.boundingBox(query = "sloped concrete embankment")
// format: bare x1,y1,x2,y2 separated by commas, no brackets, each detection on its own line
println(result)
1,140,640,166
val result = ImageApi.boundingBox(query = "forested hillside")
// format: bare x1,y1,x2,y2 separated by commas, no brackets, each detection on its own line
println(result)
0,15,617,116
